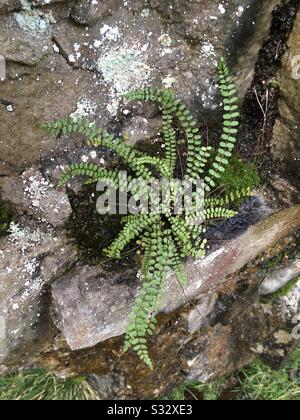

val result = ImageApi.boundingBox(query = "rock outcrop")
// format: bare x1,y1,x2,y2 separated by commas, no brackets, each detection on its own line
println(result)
0,0,278,175
0,0,300,400
272,10,300,189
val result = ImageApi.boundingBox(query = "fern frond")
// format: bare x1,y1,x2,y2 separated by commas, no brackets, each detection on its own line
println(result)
44,58,249,371
58,163,120,188
104,214,160,259
123,88,164,103
124,89,210,180
205,187,251,207
165,234,187,285
160,91,178,177
169,216,194,258
124,222,170,369
205,58,240,191
42,118,154,181
204,206,237,220
134,156,170,178
124,89,177,178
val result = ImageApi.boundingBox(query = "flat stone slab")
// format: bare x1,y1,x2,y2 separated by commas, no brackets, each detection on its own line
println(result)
52,205,300,351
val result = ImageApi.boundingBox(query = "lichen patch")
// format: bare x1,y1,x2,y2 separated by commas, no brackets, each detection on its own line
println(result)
97,46,153,115
14,0,56,36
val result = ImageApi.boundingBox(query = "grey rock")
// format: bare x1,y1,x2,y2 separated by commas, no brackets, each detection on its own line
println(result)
51,205,300,351
259,257,300,296
0,168,72,228
0,0,20,15
0,0,299,400
0,15,53,66
51,265,137,349
33,0,66,6
0,0,277,175
70,0,120,26
186,275,300,383
186,324,253,384
0,223,77,367
186,293,218,334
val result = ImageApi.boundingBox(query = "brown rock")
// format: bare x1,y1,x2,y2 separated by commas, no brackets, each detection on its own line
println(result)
0,168,72,228
272,10,300,188
0,0,278,175
51,206,300,351
0,224,77,371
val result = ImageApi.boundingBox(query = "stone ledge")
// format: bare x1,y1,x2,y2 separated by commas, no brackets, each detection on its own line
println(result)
51,205,300,351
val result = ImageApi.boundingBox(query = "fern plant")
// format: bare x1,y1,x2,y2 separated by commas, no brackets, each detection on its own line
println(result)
42,58,251,370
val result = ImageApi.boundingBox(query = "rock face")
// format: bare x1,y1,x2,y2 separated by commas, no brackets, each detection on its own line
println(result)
0,0,278,175
259,257,300,295
0,195,299,398
0,166,77,373
0,222,77,372
272,10,300,188
0,168,72,228
0,0,300,401
52,206,300,351
0,1,20,16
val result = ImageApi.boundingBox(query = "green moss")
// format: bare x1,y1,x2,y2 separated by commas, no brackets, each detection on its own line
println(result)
261,275,300,303
218,158,261,194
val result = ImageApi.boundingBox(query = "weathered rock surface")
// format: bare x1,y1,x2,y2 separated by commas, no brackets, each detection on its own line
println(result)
52,205,300,351
0,167,72,228
49,205,300,397
0,0,278,175
0,1,20,15
70,0,120,26
0,0,300,401
272,10,300,188
0,222,77,372
259,257,300,295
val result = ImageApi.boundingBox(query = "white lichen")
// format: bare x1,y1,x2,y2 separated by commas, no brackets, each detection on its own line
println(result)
8,222,47,254
218,4,226,14
236,6,245,17
23,174,53,209
97,46,152,116
201,42,216,58
141,8,150,18
14,1,56,36
70,98,97,121
158,34,172,47
162,75,176,89
100,24,121,42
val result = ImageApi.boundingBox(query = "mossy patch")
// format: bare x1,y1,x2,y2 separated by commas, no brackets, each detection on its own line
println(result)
218,158,261,193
